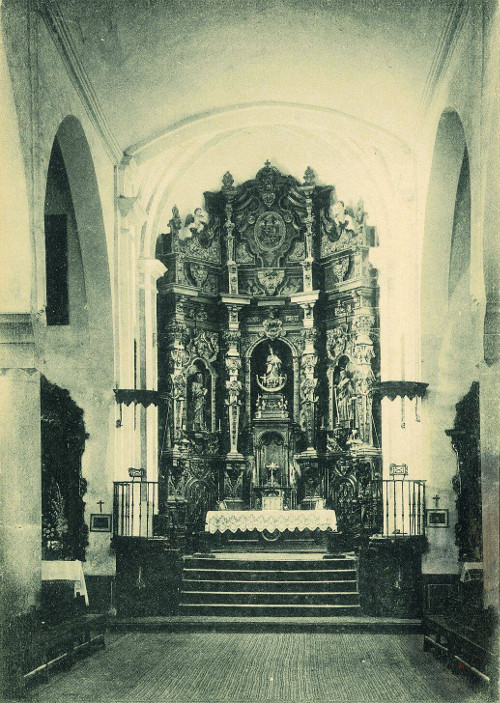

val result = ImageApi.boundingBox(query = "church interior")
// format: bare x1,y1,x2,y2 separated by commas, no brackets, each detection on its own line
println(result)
0,0,498,700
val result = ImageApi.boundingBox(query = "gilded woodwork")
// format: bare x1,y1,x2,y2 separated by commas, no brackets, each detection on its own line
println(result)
156,163,381,534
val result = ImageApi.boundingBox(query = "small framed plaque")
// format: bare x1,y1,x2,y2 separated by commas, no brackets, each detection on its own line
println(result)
90,514,112,532
426,509,449,528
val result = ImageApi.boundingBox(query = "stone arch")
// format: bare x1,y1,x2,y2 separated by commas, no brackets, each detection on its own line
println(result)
52,116,114,380
134,103,405,262
420,109,480,574
40,116,115,574
421,109,469,372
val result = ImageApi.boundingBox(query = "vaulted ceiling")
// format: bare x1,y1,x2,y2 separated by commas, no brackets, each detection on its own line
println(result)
55,0,463,154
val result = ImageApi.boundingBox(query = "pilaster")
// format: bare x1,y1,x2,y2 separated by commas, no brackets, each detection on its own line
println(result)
291,292,320,453
0,314,41,613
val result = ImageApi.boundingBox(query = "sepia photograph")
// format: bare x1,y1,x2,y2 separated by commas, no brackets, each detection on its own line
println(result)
0,1,498,701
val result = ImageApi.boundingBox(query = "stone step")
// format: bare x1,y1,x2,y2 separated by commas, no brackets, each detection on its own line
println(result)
181,590,360,606
182,579,358,592
179,603,363,617
184,557,353,570
183,568,357,582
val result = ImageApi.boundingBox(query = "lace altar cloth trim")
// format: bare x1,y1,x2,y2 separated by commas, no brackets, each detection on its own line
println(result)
205,509,337,534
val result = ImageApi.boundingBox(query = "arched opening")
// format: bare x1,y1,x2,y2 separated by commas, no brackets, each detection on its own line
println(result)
40,116,115,577
421,110,469,377
420,109,477,575
44,136,87,326
448,149,471,300
251,338,293,420
41,376,88,561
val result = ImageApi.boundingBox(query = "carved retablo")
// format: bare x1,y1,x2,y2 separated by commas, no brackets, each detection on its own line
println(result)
155,162,381,539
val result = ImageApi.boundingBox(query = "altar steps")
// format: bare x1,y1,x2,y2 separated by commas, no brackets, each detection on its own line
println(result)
180,554,361,617
182,579,358,592
182,591,359,606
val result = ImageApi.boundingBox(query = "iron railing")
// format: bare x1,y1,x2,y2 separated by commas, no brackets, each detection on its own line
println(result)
381,479,426,537
112,478,426,539
113,481,159,538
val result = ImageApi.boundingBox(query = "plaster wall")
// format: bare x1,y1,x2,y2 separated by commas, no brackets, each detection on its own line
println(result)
415,2,499,585
1,0,497,606
134,110,423,481
2,4,120,577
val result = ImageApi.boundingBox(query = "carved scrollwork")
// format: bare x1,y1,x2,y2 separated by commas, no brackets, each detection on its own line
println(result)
261,313,284,340
333,255,350,282
280,276,302,295
240,333,261,359
256,268,285,295
327,325,349,361
188,262,209,288
287,240,306,263
223,329,241,351
235,241,255,264
186,330,219,363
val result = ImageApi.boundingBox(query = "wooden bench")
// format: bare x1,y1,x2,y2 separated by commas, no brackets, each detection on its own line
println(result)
4,611,106,698
423,614,498,699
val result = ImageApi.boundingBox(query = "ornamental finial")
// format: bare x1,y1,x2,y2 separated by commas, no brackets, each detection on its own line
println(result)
222,171,234,191
303,166,315,186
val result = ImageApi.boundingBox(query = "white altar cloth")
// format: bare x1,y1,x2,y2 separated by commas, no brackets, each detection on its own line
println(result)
41,560,89,605
205,509,337,534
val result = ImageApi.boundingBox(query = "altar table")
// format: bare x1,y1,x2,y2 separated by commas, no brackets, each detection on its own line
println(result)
41,560,89,605
205,509,337,534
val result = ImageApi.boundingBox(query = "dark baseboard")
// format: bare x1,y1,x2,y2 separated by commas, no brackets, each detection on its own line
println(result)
85,575,115,613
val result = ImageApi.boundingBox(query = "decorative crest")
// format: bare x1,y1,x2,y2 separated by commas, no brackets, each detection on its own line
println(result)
261,312,284,340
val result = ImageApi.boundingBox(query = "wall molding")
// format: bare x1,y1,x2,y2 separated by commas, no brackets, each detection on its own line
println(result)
37,0,122,163
419,0,470,115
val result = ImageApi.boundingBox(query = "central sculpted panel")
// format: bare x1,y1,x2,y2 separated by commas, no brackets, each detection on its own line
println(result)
254,211,287,252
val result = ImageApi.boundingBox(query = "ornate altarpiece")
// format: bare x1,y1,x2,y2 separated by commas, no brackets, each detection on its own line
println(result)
156,163,382,541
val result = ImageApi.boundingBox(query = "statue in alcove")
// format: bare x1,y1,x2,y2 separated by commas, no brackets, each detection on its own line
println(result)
260,346,286,389
335,367,354,425
189,370,209,431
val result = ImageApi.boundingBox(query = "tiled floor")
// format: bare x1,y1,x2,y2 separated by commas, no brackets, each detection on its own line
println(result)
23,630,488,703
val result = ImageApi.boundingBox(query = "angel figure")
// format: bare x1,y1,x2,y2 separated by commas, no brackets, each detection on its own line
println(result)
181,207,209,240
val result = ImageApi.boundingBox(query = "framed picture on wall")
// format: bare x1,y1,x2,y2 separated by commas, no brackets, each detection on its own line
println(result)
90,514,112,532
426,509,449,528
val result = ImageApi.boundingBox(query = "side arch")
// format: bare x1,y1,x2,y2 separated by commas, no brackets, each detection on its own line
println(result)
420,108,481,576
40,115,116,576
421,109,468,376
53,115,114,383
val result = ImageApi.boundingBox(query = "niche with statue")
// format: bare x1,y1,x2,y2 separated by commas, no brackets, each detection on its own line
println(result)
186,360,212,433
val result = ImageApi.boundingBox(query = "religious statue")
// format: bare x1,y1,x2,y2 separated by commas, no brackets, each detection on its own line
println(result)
181,207,209,240
258,346,286,390
329,200,355,232
191,371,208,430
335,368,354,425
